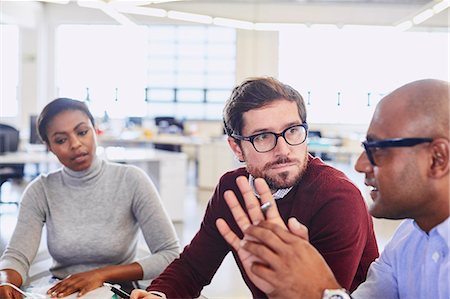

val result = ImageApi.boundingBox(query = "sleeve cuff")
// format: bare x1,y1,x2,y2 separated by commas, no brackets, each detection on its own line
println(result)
148,291,167,298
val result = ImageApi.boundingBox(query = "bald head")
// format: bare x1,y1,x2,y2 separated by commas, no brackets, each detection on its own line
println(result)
376,79,449,138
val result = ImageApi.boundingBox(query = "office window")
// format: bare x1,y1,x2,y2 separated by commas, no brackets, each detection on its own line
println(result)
145,25,235,120
56,24,235,120
279,28,449,125
0,25,19,117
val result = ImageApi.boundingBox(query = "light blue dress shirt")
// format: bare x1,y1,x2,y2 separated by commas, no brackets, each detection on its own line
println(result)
352,217,449,299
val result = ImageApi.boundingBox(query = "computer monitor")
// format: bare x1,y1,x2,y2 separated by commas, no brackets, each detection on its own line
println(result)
308,130,322,138
154,116,184,133
29,115,43,144
127,117,143,128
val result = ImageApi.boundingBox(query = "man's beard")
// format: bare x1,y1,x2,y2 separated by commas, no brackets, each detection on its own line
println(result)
246,154,308,190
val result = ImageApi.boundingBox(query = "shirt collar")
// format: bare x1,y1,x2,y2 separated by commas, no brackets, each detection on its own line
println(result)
248,174,293,201
412,216,450,248
434,216,450,248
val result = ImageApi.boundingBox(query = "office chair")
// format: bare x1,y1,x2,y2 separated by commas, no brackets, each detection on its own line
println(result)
0,123,24,207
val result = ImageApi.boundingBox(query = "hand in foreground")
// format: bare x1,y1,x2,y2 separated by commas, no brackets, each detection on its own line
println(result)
0,284,23,299
47,270,104,298
242,221,341,299
130,289,162,299
215,176,308,294
0,269,24,299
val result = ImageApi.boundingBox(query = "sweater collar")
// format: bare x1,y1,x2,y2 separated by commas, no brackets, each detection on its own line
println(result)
62,156,103,184
248,174,293,201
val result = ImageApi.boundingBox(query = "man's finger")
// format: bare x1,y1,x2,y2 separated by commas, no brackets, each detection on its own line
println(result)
245,221,305,255
254,178,284,226
243,224,290,257
287,217,309,241
236,176,265,224
224,189,251,232
216,218,241,251
241,237,279,265
250,262,277,287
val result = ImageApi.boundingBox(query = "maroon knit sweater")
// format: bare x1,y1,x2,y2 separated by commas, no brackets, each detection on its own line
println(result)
148,155,379,298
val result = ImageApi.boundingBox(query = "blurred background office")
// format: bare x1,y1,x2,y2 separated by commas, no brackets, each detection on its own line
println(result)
0,0,448,298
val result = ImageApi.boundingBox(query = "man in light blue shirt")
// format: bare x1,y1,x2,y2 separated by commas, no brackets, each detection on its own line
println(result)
215,78,450,299
351,218,449,299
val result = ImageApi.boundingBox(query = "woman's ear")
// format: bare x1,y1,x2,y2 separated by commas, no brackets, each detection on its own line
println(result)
429,138,449,178
46,142,54,155
227,136,245,162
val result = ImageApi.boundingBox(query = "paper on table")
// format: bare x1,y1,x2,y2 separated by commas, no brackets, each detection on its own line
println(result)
24,276,115,299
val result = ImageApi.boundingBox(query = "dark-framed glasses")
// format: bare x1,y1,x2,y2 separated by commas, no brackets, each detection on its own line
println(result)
232,123,308,153
362,137,433,166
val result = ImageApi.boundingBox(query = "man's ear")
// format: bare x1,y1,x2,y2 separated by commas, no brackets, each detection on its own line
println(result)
227,136,244,162
429,138,449,178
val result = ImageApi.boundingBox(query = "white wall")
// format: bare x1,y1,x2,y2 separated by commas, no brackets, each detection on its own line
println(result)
236,30,278,82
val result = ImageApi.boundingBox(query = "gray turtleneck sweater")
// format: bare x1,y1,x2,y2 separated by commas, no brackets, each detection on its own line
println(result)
0,158,180,284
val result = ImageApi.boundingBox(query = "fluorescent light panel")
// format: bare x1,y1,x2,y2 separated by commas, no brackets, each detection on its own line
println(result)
396,20,413,31
412,8,434,24
77,0,137,26
433,0,450,14
167,10,212,24
213,17,254,30
254,23,307,31
109,0,154,5
342,24,395,32
38,0,71,3
114,6,167,18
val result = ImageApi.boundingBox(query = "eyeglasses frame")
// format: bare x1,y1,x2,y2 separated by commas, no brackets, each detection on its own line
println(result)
362,137,433,166
232,122,309,153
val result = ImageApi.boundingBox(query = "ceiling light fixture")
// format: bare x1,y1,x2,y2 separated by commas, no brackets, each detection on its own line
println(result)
254,23,307,31
37,0,71,4
395,20,413,31
213,17,254,30
108,0,153,5
112,5,167,18
412,8,434,24
167,10,212,24
77,0,137,26
394,0,449,30
341,24,395,32
109,0,187,4
433,0,450,14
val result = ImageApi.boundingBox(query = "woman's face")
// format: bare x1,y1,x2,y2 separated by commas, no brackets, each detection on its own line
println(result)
46,109,97,171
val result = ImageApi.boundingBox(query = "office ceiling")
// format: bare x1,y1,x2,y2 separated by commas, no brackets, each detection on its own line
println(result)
167,0,430,3
116,0,430,3
3,0,448,29
138,0,448,28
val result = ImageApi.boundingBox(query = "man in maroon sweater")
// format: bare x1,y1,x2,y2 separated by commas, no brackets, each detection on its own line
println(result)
131,77,378,299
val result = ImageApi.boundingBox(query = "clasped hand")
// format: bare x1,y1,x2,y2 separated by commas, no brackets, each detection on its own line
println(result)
215,176,309,296
216,176,340,299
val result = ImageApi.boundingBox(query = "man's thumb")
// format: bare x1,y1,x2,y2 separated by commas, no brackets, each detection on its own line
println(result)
287,217,309,241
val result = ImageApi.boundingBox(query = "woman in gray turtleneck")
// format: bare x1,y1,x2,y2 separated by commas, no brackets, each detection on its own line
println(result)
0,98,181,299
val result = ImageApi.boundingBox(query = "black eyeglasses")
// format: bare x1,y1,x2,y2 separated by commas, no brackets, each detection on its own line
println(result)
232,123,308,153
362,137,433,166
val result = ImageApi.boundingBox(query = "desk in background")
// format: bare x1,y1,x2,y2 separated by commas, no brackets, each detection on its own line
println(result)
0,146,188,222
98,133,203,148
98,133,204,162
308,137,363,165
